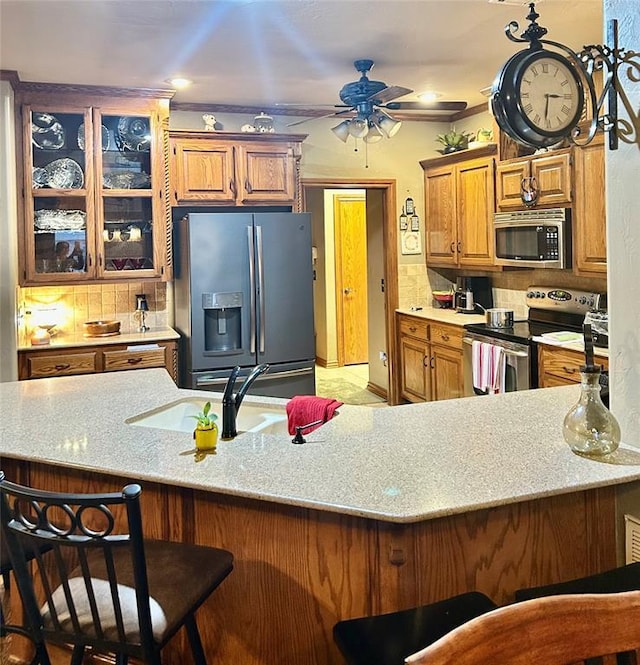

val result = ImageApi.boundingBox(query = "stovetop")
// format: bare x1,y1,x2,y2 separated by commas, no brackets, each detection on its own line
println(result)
464,286,607,346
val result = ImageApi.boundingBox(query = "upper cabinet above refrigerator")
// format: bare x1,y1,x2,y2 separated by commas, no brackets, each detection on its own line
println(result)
16,84,173,285
169,130,307,210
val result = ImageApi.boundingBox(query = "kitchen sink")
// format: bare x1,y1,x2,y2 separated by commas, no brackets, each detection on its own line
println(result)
126,397,289,436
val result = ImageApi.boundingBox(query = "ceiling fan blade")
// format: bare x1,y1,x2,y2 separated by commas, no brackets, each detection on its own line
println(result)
286,108,353,127
368,85,413,105
384,100,468,111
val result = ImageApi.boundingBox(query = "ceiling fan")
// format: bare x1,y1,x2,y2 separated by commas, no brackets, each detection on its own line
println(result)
286,59,467,143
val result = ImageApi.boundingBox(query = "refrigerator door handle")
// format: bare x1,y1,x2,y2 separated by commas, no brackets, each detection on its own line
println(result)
248,226,256,354
256,225,266,354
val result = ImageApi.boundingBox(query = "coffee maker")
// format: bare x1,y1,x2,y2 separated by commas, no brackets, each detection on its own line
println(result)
454,276,493,314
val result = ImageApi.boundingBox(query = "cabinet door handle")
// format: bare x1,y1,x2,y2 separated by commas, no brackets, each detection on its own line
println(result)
98,254,102,267
457,241,461,253
87,253,92,267
430,357,435,369
409,326,417,333
230,179,237,196
441,334,450,342
563,366,577,374
54,363,70,371
245,179,253,194
423,356,429,367
450,241,455,254
127,357,143,365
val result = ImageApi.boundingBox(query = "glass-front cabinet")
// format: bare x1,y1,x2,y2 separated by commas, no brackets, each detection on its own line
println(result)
18,86,172,284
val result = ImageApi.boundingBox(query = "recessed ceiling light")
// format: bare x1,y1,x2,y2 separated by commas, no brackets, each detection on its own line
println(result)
418,91,441,102
167,77,192,89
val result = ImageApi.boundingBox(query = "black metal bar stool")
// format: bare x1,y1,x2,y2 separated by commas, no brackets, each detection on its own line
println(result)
333,591,497,665
0,471,234,665
515,561,640,601
1,529,52,664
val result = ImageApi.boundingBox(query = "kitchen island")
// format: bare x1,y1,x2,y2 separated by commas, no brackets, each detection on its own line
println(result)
2,368,639,665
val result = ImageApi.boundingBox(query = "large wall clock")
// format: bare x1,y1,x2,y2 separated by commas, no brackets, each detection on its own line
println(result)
491,47,584,149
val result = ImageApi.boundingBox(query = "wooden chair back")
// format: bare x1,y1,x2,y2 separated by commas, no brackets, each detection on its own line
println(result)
405,591,640,665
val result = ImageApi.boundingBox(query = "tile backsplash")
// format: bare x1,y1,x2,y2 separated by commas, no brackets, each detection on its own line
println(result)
18,282,168,335
398,264,607,316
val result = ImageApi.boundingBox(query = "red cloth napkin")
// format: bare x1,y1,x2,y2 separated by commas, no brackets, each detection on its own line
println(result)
286,396,344,435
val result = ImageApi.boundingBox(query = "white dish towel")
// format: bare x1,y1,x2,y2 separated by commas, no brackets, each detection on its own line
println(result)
472,341,506,394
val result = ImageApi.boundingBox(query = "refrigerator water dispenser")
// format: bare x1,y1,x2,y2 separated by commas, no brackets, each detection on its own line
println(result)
203,292,243,354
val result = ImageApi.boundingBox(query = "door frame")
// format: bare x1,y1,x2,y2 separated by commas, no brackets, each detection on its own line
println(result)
302,178,399,405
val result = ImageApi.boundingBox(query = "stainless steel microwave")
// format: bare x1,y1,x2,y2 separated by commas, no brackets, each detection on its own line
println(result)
494,208,571,269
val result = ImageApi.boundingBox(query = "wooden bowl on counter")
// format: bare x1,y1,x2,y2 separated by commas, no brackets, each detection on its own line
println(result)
83,320,121,337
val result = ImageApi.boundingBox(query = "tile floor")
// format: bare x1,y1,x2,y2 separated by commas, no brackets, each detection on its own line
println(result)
315,363,387,406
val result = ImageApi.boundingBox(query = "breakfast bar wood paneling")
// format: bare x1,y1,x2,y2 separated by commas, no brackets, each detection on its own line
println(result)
2,457,617,665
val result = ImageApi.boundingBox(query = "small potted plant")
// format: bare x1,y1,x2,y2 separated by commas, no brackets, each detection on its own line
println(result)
191,402,219,451
436,128,473,154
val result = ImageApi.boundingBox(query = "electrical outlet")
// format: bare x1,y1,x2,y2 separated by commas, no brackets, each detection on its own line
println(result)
379,351,387,362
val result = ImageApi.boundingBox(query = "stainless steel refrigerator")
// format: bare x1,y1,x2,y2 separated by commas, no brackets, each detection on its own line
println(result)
173,212,316,398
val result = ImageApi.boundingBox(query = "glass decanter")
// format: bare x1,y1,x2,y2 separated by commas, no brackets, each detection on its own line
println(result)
563,364,621,457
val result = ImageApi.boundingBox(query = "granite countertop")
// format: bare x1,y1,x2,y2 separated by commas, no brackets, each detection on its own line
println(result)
396,306,485,326
18,327,180,351
2,368,638,524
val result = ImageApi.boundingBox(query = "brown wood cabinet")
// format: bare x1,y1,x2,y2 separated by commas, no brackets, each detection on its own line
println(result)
18,339,178,382
169,131,305,208
421,146,497,269
573,135,606,275
15,83,173,286
398,313,464,402
495,149,572,209
538,344,608,388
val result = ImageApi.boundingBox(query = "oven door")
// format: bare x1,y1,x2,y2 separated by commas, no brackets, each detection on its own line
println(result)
462,334,531,396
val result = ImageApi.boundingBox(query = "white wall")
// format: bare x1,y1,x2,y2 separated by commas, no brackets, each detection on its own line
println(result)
0,80,19,382
605,0,640,449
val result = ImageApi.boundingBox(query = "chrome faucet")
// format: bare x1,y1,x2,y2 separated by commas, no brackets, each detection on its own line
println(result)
221,364,270,439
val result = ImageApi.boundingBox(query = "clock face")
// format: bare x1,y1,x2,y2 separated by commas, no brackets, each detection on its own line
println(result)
517,55,581,133
490,48,585,148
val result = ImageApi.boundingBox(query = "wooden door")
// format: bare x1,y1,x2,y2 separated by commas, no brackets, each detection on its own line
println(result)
531,151,572,206
495,159,530,208
456,157,496,267
431,344,463,401
424,164,457,265
573,137,606,275
334,195,368,366
236,142,297,203
171,138,236,204
399,335,430,402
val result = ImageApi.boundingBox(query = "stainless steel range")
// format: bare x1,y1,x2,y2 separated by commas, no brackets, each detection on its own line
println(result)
462,286,606,396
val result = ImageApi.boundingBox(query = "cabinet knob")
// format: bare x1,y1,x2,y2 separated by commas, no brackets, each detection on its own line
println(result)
409,326,417,333
441,334,450,342
563,366,577,374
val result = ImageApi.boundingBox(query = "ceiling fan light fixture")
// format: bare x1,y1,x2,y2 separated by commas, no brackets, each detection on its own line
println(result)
331,120,351,142
348,117,369,139
375,112,402,138
363,122,384,143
